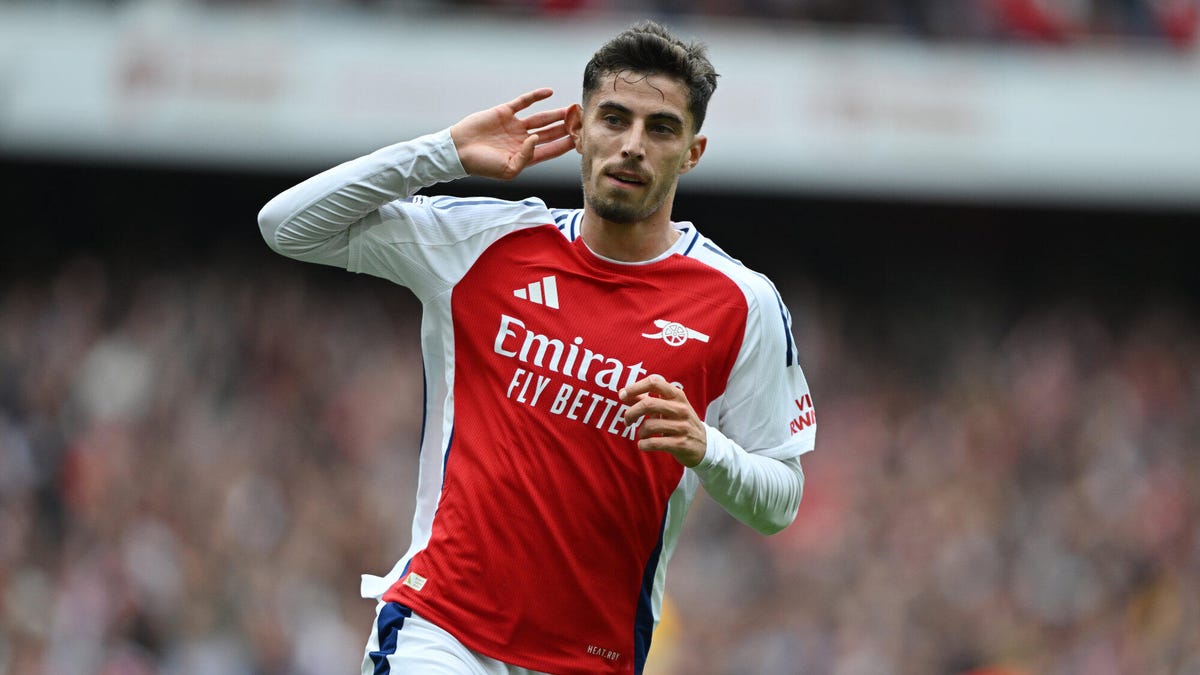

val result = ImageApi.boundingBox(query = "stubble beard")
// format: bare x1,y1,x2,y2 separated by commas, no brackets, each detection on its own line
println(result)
585,191,646,225
580,162,668,225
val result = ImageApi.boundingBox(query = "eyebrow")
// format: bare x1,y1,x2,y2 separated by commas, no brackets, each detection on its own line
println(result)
596,101,685,128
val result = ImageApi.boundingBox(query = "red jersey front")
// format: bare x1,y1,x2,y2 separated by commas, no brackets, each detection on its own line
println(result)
380,222,747,673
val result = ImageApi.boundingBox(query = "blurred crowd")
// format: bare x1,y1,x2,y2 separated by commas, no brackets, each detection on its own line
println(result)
428,0,1200,47
0,251,1197,674
11,0,1199,47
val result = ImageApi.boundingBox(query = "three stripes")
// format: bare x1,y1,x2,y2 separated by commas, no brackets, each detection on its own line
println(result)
513,275,559,309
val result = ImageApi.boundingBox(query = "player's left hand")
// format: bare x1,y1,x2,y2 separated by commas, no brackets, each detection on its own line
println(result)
619,375,707,468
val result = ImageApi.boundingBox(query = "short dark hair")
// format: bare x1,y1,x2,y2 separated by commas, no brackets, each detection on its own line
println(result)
582,21,719,133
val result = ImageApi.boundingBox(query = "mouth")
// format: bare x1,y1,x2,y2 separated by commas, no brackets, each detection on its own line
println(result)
605,169,648,188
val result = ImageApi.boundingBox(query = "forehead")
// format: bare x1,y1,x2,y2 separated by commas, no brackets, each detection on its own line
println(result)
586,71,692,122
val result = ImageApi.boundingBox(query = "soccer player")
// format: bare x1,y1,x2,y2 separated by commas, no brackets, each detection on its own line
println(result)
258,21,816,675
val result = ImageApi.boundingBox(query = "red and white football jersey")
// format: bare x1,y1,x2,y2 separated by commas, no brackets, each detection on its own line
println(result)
353,203,814,673
261,131,815,675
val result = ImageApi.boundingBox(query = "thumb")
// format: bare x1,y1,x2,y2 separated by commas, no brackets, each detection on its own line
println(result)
506,133,539,178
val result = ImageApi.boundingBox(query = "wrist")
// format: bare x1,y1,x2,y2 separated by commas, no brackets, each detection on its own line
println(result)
691,424,725,472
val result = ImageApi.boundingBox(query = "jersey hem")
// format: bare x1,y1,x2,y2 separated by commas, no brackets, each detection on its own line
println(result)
391,595,629,675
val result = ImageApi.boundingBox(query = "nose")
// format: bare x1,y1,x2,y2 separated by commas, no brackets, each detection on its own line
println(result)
621,123,646,161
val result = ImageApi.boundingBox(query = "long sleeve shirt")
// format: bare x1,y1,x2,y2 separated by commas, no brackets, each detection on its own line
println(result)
258,129,817,675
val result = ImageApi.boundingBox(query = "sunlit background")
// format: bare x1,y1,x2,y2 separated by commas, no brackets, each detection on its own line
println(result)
1,1,1198,674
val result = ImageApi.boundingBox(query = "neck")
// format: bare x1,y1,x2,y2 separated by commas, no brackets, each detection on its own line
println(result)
580,213,680,262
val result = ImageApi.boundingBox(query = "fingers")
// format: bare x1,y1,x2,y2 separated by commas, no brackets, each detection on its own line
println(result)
507,128,574,174
616,376,706,466
505,92,565,137
505,88,555,113
634,415,690,439
619,376,687,425
522,106,569,130
531,135,576,165
526,122,573,165
529,121,569,143
621,397,685,429
619,375,682,404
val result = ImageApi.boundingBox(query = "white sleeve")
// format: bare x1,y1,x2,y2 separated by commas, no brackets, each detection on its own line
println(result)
691,273,816,534
257,129,554,300
258,129,466,270
691,433,804,535
714,275,816,459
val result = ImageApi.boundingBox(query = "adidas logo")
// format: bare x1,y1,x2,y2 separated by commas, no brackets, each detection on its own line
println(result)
513,275,560,309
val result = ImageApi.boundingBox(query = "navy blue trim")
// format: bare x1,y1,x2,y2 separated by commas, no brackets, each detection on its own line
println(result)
431,197,541,210
695,239,795,366
681,228,699,256
417,366,428,456
756,272,796,368
701,241,736,262
570,212,582,240
778,294,795,367
553,211,569,225
632,510,669,675
369,603,413,674
441,426,455,479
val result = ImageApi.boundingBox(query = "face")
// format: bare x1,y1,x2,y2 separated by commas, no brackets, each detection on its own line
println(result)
569,72,706,226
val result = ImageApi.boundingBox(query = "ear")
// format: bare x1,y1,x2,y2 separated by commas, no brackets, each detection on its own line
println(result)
678,134,707,175
565,103,585,154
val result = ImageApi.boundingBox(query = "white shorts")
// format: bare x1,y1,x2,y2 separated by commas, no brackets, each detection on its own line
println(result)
361,602,554,675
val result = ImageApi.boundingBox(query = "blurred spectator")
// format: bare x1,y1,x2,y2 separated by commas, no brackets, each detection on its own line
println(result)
7,0,1194,47
1,250,1196,674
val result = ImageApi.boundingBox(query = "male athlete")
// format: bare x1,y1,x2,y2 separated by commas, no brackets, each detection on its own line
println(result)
258,21,816,675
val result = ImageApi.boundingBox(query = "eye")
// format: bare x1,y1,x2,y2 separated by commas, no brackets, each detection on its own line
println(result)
651,124,677,135
602,114,624,127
